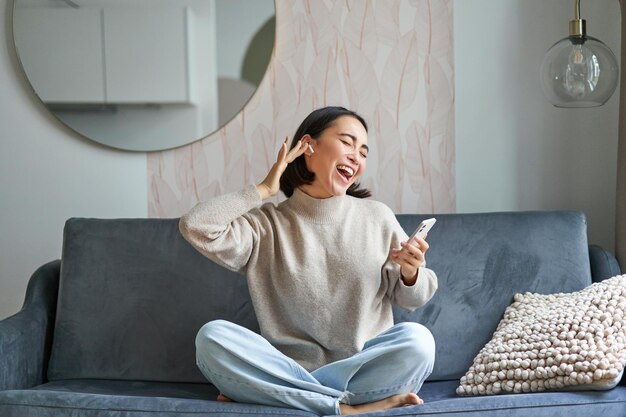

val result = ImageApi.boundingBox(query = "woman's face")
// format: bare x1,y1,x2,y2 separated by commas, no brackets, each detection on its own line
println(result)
299,115,369,198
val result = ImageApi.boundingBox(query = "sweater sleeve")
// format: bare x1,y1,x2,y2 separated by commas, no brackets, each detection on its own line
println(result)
383,214,438,312
387,266,438,311
178,185,262,274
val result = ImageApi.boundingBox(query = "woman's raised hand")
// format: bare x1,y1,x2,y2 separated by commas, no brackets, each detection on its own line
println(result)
256,137,308,200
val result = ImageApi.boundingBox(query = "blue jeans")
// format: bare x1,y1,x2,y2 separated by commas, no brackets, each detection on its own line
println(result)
195,320,435,415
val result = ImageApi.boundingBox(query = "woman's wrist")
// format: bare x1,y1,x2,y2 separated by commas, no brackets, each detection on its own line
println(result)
256,183,272,200
401,268,419,286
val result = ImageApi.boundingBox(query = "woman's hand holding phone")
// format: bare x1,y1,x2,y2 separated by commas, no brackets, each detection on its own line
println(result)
391,218,436,286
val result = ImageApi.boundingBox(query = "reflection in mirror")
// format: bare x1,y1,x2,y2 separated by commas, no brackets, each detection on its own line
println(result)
13,0,275,151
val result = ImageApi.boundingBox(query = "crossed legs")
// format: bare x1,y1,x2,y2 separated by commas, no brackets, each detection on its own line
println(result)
195,320,435,415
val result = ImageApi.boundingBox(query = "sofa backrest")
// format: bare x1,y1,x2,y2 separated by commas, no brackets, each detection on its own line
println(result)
394,211,592,381
47,211,593,383
48,218,259,383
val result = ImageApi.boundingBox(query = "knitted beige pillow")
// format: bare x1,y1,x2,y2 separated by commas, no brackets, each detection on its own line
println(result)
457,275,626,396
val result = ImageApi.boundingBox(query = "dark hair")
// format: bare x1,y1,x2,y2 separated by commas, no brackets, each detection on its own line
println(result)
279,106,372,198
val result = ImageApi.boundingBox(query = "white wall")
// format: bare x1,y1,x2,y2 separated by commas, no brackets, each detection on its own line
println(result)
455,0,620,251
0,1,148,319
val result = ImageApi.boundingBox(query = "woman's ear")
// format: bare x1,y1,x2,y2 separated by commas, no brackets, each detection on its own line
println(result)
301,134,314,155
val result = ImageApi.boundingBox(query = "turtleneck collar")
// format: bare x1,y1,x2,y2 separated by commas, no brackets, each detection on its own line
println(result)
282,187,351,224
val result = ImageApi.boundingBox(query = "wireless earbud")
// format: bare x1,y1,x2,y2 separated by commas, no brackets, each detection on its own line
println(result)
307,144,315,154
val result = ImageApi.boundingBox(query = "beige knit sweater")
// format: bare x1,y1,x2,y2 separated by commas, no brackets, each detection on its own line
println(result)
179,185,438,371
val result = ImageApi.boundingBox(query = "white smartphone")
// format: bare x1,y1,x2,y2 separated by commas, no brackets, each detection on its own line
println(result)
406,218,436,244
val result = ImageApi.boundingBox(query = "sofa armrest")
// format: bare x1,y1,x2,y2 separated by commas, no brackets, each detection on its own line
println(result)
0,260,60,390
589,244,621,283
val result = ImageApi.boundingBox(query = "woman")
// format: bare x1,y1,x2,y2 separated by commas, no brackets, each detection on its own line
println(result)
179,106,438,415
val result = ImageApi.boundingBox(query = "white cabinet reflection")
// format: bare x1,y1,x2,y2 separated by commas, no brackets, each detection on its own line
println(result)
13,0,275,151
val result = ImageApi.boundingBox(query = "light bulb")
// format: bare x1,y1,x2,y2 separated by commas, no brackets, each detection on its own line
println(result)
541,36,618,107
564,43,598,99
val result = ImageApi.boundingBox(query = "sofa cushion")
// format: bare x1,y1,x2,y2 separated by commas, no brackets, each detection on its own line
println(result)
47,218,259,383
1,380,625,417
394,211,593,381
414,380,626,417
457,275,626,396
32,379,220,400
0,380,315,417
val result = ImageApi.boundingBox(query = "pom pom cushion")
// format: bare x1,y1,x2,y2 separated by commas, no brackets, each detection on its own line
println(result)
457,275,626,396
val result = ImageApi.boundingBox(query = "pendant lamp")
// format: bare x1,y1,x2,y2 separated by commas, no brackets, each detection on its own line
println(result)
540,0,619,108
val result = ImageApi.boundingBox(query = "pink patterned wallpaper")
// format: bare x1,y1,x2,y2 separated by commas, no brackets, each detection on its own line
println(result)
148,0,454,217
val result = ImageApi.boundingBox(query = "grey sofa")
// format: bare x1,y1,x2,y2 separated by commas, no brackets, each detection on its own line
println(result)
1,211,625,417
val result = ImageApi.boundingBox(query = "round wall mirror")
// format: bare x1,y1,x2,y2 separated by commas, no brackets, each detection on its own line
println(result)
13,0,275,151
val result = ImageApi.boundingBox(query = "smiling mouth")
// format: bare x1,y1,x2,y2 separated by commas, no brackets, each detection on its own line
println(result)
336,165,355,182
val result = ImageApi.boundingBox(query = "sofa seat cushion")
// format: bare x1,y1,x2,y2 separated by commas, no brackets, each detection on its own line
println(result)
1,380,625,417
0,379,315,417
414,380,626,417
30,379,220,399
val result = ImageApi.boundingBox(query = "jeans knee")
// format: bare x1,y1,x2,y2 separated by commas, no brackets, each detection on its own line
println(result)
195,320,232,363
395,322,436,367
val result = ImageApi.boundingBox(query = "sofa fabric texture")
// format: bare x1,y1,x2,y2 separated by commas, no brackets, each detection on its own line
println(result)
0,210,624,417
1,379,624,417
0,260,59,391
393,211,592,381
47,218,258,383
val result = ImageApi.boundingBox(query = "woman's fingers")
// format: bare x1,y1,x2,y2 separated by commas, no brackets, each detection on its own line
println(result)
277,137,290,162
285,139,308,163
393,247,422,267
401,241,424,258
391,236,427,267
407,236,429,254
277,136,309,166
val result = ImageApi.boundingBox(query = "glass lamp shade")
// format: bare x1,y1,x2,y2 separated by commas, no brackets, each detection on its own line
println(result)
540,35,619,107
